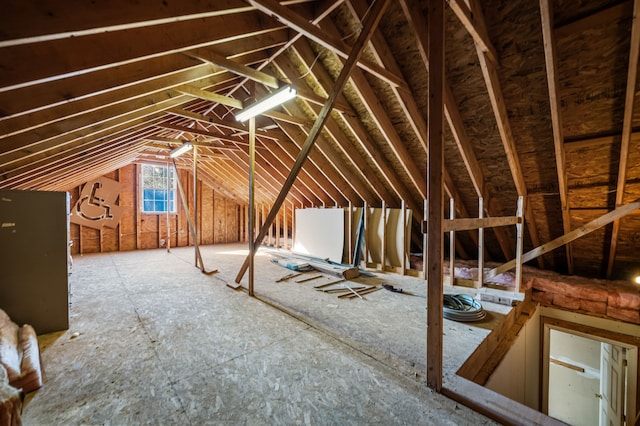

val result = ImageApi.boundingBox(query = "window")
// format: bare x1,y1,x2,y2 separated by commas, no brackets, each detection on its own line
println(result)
141,164,176,213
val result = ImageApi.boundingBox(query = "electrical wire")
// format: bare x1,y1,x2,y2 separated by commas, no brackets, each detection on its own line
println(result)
443,294,486,322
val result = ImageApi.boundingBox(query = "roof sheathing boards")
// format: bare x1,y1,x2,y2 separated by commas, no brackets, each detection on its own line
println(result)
555,0,635,277
337,1,429,169
444,2,521,261
480,0,565,268
556,7,631,139
377,1,428,117
275,43,396,206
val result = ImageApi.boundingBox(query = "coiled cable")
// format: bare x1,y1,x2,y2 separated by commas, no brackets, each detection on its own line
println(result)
443,294,486,322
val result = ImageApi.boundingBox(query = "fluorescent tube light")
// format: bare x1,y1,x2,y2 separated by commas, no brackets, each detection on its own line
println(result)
169,142,193,158
236,86,297,122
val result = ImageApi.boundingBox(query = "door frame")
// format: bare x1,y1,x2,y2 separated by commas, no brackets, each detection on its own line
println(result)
541,317,638,424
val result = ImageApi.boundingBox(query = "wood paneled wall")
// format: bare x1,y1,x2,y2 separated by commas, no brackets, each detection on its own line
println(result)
68,164,240,255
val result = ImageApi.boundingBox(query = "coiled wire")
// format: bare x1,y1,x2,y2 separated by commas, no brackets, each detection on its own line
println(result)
443,294,486,322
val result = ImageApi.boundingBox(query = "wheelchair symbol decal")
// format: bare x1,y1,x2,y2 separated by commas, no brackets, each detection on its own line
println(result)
71,177,122,229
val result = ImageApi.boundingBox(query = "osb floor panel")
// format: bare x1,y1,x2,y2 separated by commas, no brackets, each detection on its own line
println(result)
23,243,501,425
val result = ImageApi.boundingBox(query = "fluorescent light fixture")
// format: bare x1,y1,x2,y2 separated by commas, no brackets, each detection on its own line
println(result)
169,142,193,158
236,85,297,122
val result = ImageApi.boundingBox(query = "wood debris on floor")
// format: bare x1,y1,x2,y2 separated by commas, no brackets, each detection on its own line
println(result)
274,268,380,300
268,248,359,279
269,250,377,299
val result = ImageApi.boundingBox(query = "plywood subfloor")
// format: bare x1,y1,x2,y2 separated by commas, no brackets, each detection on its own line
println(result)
23,243,501,425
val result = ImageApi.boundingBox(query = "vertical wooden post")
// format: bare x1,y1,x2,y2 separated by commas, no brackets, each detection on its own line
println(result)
426,0,445,391
156,215,160,248
184,176,190,247
238,204,242,243
245,204,249,243
478,198,484,288
237,204,241,243
283,203,289,250
224,199,228,243
166,161,171,253
212,190,216,244
117,223,121,252
243,203,245,244
261,204,266,243
422,199,427,280
292,202,297,249
193,145,198,267
198,178,202,246
275,206,281,248
248,116,256,296
79,224,84,255
515,196,524,293
363,201,369,267
268,204,273,246
449,198,455,286
116,169,122,252
401,199,407,276
244,205,248,243
135,164,141,250
236,205,240,242
348,201,353,264
381,200,387,271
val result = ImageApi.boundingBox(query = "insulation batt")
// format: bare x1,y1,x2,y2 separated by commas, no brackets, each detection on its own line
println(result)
607,280,640,310
532,290,554,304
606,306,640,324
526,270,640,325
579,299,607,315
0,312,20,382
11,325,43,393
0,310,43,394
531,276,608,302
0,363,22,425
552,294,582,310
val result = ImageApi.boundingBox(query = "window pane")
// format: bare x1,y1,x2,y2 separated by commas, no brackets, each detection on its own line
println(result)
141,164,175,213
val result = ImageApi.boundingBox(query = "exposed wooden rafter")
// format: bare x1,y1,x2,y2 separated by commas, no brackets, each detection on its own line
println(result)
400,0,512,259
246,0,406,89
302,17,427,200
235,0,392,283
273,50,393,205
175,84,243,108
0,0,315,48
606,0,640,278
447,0,498,64
187,48,280,89
0,11,287,92
463,0,545,267
539,0,574,273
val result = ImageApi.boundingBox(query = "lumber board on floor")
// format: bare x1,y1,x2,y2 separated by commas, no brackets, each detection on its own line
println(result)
306,260,359,279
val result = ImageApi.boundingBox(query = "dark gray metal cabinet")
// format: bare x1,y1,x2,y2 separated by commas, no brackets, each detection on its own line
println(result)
0,190,69,334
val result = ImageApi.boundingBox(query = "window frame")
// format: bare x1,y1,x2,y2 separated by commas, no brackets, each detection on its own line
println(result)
139,164,177,215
